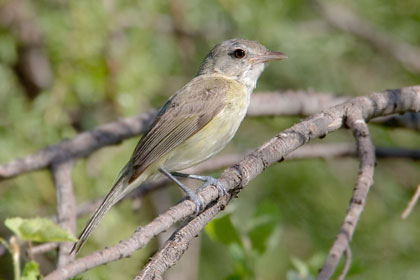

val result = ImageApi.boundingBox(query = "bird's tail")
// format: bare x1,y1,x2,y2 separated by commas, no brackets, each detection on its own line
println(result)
70,165,146,255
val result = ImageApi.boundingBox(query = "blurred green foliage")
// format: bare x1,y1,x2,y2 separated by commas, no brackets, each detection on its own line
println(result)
1,0,420,279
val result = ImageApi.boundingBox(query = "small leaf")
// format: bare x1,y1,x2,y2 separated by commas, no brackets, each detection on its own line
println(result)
5,217,77,242
21,261,40,280
205,215,242,246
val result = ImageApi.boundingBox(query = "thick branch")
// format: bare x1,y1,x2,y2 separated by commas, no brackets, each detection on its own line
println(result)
43,86,420,280
135,196,230,280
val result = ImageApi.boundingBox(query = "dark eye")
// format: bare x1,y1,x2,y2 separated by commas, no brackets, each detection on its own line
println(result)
233,49,246,59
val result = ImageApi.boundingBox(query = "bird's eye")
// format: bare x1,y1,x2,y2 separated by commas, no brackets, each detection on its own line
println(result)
233,49,246,59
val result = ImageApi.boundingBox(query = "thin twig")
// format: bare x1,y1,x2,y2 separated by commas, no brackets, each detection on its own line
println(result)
51,159,76,267
317,111,376,280
401,184,420,219
30,242,59,255
337,245,352,280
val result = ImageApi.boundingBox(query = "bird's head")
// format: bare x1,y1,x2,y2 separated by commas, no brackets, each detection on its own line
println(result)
197,38,287,90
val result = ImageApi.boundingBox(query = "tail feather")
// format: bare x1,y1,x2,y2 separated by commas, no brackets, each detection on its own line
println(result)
70,179,126,255
70,161,153,255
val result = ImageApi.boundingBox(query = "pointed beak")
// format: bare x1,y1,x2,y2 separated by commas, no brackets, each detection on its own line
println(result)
251,51,288,64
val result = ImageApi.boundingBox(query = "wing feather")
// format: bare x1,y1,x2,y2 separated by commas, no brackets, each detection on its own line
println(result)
128,76,229,182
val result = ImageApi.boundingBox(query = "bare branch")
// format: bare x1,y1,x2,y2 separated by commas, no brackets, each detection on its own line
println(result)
135,197,229,280
376,112,420,130
337,245,352,280
51,160,76,267
401,184,420,220
30,243,59,255
0,111,156,179
318,111,376,279
247,90,348,116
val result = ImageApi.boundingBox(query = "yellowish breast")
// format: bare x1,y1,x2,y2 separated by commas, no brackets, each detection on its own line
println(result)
163,79,250,171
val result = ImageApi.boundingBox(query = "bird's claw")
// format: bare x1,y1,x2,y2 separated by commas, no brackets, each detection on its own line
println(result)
188,193,204,215
197,176,227,197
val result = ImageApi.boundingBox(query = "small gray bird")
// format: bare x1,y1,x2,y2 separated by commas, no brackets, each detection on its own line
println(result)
71,39,287,254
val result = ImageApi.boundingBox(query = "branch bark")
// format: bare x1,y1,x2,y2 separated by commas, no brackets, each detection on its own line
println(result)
317,110,376,279
51,160,76,267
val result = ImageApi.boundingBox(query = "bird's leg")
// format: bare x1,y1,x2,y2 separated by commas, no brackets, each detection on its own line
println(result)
159,167,203,213
171,171,227,196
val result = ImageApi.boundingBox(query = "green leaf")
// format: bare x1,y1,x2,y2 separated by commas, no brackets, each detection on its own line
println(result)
21,261,40,280
5,217,77,242
205,215,242,246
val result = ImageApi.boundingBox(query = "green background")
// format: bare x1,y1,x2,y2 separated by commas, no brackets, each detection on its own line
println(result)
1,0,420,279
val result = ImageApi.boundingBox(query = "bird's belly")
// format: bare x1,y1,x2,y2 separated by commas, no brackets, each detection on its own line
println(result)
163,96,249,172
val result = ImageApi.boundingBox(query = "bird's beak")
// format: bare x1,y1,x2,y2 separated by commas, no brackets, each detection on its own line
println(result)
251,51,288,64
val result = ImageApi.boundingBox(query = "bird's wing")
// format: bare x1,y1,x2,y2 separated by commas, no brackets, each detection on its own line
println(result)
128,75,230,182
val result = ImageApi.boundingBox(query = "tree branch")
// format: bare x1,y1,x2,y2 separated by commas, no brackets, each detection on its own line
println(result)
51,159,76,267
0,111,156,179
40,86,419,279
317,110,376,279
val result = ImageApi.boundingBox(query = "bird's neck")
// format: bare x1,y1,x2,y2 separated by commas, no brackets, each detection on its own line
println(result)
199,66,265,95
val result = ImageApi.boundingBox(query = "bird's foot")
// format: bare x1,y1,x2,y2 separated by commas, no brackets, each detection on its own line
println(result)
194,175,227,197
159,168,204,214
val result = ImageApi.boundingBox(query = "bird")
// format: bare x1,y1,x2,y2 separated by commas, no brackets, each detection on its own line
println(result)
70,38,287,254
